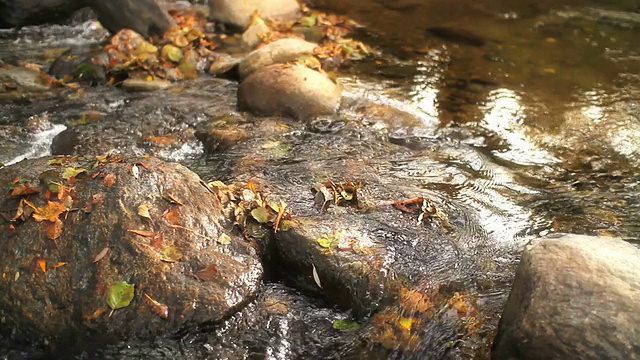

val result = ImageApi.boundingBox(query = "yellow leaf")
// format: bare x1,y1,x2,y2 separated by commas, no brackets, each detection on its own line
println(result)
399,317,414,331
62,167,88,180
33,201,67,222
137,202,152,220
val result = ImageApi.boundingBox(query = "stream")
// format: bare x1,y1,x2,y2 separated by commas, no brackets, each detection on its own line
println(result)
1,0,639,359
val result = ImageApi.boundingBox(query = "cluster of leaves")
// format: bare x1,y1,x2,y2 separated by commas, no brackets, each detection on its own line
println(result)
314,179,362,211
368,309,423,351
205,180,293,235
392,197,450,228
316,229,366,254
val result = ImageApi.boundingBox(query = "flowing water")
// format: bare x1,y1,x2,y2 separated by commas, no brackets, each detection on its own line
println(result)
1,0,639,358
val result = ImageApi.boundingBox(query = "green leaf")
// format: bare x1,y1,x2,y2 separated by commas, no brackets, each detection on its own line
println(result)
279,219,293,232
299,15,317,27
106,281,135,315
317,235,333,248
333,318,360,331
160,246,183,263
217,233,232,245
47,159,64,166
251,207,270,223
62,167,88,180
161,44,183,63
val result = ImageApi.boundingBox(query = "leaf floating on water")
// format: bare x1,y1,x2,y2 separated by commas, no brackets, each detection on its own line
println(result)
33,201,66,222
312,263,322,289
333,318,360,331
194,264,218,281
137,202,152,220
160,246,183,263
128,229,156,237
250,207,270,223
62,167,88,180
144,293,169,319
106,281,135,317
45,218,63,241
93,247,109,263
217,233,232,245
162,206,180,225
103,173,117,187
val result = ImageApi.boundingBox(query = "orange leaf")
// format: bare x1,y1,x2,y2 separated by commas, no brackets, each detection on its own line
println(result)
11,182,41,197
103,173,117,187
194,264,218,281
53,262,68,268
144,136,176,144
162,206,181,225
127,229,156,237
33,201,67,222
37,258,47,273
45,218,63,240
151,232,164,248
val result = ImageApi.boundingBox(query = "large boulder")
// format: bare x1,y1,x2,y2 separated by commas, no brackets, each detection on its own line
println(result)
85,0,175,37
492,234,640,360
238,63,342,120
239,38,318,80
0,156,262,352
0,0,85,28
209,0,300,29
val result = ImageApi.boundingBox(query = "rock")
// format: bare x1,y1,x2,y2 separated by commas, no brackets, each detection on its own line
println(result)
195,126,248,152
492,234,640,360
238,38,317,80
208,54,241,78
0,156,262,351
122,78,172,91
238,63,342,120
241,20,271,49
0,0,86,28
48,46,109,85
85,0,175,37
0,66,51,93
208,0,300,29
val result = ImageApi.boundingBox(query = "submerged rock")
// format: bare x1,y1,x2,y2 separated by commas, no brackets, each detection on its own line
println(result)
238,38,318,80
492,234,640,360
0,0,85,28
209,0,301,28
238,63,342,120
48,46,109,85
0,156,262,352
86,0,175,37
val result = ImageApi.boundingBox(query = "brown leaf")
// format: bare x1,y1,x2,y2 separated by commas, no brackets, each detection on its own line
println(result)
194,264,218,281
151,232,164,248
103,173,117,187
93,247,109,263
144,293,169,319
162,206,181,225
45,218,63,240
128,229,156,237
138,202,152,220
162,192,185,206
11,182,41,197
33,201,67,222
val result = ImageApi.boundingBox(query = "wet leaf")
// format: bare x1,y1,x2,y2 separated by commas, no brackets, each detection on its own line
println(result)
250,207,270,223
299,15,317,27
399,317,414,331
317,235,333,248
312,263,322,289
194,264,218,281
33,201,66,222
93,247,109,263
151,232,164,248
162,206,180,225
47,158,65,166
138,202,152,220
103,173,117,187
45,218,63,240
160,246,183,263
144,293,169,319
128,229,156,237
106,281,135,316
35,257,47,273
53,262,67,268
62,167,87,180
161,44,184,63
38,170,61,192
217,233,231,245
333,318,360,331
10,182,41,197
273,200,288,233
279,219,294,231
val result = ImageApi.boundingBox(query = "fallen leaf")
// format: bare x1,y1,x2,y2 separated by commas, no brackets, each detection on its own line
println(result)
144,136,176,144
53,262,67,268
151,232,164,248
84,307,107,321
162,206,180,225
250,207,270,223
144,293,169,319
62,167,88,180
194,264,218,281
103,173,117,187
399,317,414,331
160,246,183,263
33,201,67,222
217,233,231,245
138,202,152,220
106,281,135,317
274,200,288,233
333,318,360,331
10,182,41,197
130,164,139,178
162,192,185,206
45,218,63,240
312,263,322,289
36,258,47,273
93,247,109,263
128,229,156,237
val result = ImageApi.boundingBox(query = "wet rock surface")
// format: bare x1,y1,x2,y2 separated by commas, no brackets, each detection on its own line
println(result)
238,38,318,80
209,0,301,28
492,234,640,360
0,0,86,28
238,63,342,120
0,156,262,352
